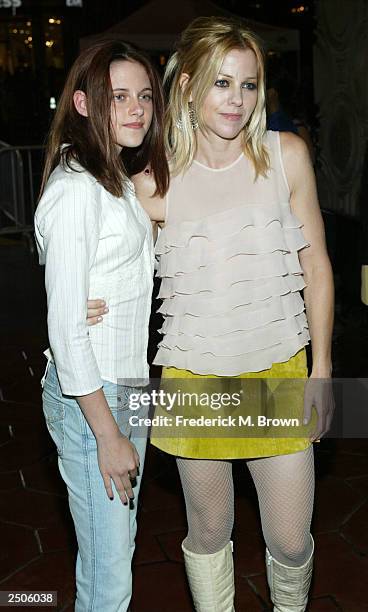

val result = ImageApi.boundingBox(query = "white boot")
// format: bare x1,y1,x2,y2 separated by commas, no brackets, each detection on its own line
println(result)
266,535,314,612
182,540,235,611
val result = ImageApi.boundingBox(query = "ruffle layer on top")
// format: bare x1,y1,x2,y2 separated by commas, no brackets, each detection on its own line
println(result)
153,201,311,375
155,201,303,254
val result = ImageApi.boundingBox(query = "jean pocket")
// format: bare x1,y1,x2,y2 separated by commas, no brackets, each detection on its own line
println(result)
103,384,134,413
42,390,65,457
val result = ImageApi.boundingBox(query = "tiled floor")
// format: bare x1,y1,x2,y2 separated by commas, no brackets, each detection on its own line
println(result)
0,240,368,611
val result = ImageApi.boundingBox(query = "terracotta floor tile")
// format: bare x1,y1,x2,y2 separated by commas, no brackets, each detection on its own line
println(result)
10,420,47,439
233,530,266,577
0,417,53,474
21,454,66,497
333,439,368,456
0,349,29,386
37,516,76,554
308,597,341,610
0,424,11,445
0,399,44,425
0,470,22,491
247,571,271,608
60,603,74,612
341,500,368,555
347,475,368,496
0,522,40,581
139,472,184,513
0,551,75,611
312,475,363,532
312,532,368,610
59,603,74,612
0,488,69,528
142,444,174,481
234,575,265,610
319,451,368,479
314,443,337,479
0,433,53,472
133,521,167,566
138,506,187,536
233,495,263,535
131,562,192,612
1,376,41,403
156,530,186,563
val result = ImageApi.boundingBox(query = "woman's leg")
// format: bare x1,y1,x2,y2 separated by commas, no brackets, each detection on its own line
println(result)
246,446,315,611
176,457,235,611
42,363,147,612
177,457,234,554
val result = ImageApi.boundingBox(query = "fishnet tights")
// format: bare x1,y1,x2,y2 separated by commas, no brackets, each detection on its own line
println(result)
177,446,314,567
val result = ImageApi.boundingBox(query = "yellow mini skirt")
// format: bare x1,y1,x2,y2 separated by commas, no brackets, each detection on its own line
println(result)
150,349,316,459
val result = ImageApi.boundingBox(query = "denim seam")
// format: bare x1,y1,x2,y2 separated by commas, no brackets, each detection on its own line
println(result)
81,417,97,612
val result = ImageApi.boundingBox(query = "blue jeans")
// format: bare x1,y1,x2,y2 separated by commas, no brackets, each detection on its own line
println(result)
42,363,148,612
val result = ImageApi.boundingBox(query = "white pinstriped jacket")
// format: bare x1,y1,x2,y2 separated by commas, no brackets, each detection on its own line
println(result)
34,162,154,396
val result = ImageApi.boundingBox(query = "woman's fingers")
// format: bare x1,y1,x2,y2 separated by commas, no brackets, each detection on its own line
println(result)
103,472,136,505
87,315,103,326
107,472,133,506
88,299,105,309
103,474,114,501
86,298,108,325
303,393,313,426
304,379,335,441
129,466,138,480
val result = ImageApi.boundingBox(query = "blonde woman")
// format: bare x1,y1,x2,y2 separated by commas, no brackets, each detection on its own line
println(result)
88,17,334,611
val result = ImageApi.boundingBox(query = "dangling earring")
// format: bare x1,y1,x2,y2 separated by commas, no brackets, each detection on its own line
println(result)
175,102,198,131
175,116,184,130
188,101,198,130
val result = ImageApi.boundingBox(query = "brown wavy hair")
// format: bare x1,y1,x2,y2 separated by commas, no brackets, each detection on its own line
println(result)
40,40,169,198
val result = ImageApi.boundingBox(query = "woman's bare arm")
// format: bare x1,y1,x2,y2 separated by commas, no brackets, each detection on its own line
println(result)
280,131,335,440
280,131,334,377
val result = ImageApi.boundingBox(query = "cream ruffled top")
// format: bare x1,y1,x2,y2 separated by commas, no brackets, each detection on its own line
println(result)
153,130,310,375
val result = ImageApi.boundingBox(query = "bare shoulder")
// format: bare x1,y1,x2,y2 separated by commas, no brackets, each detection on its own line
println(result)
132,169,157,198
279,131,310,161
132,170,166,222
279,131,313,192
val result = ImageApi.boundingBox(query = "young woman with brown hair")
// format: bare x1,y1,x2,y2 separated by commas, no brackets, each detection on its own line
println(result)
35,40,168,611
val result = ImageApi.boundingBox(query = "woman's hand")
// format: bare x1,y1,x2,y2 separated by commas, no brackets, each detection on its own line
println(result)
87,299,107,326
76,387,140,504
96,430,140,504
303,376,335,442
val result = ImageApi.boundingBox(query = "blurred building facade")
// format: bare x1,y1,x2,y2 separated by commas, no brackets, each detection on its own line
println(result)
313,0,368,219
0,0,306,144
0,0,84,142
313,0,368,305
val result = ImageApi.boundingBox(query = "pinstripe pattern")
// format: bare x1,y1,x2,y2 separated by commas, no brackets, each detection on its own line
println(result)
34,162,154,396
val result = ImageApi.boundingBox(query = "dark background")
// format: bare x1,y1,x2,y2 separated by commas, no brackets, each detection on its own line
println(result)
0,0,315,144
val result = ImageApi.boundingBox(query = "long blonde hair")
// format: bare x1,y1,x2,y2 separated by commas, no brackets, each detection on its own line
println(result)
164,16,269,177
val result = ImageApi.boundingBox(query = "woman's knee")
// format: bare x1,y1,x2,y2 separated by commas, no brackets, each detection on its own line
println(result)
268,533,312,566
187,506,233,552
